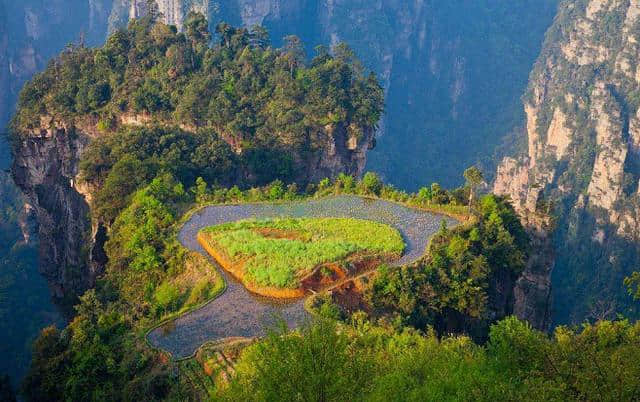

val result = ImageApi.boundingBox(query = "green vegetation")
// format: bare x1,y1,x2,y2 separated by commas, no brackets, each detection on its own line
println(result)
12,14,382,133
220,315,640,401
19,166,640,401
367,194,529,335
201,218,404,288
80,126,237,223
10,14,383,227
21,174,224,402
18,168,502,401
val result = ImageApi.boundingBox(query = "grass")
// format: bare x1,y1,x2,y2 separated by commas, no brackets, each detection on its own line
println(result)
200,217,405,289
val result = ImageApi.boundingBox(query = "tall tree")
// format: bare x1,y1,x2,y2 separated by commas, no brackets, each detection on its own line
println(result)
250,25,270,49
463,166,484,206
185,12,211,52
283,35,305,75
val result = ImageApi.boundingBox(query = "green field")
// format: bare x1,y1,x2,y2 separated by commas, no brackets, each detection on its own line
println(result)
200,218,405,288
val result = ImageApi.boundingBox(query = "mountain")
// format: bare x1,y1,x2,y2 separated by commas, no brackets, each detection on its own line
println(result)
118,0,559,189
0,1,559,188
495,0,640,324
0,0,559,304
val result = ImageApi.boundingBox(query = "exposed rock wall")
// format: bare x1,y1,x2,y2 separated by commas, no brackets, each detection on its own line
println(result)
11,119,106,297
308,124,375,183
495,0,640,324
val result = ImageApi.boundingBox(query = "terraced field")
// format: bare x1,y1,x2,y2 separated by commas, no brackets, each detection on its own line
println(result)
198,217,405,294
147,195,457,359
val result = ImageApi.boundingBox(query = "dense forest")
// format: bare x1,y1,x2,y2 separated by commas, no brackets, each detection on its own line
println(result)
11,11,382,187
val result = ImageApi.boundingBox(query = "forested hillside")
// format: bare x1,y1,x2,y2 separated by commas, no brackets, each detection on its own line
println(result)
3,1,640,400
10,13,382,302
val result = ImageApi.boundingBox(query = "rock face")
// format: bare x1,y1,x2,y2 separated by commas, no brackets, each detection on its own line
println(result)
307,124,375,183
11,118,107,298
495,0,640,325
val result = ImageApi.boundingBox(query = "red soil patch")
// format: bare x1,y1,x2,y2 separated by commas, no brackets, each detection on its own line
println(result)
301,263,347,292
350,255,385,276
330,276,372,315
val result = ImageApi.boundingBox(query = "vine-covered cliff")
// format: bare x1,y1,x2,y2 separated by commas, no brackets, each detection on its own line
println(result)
495,0,640,324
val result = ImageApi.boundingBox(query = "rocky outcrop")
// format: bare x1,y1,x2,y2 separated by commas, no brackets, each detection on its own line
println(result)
126,0,210,30
11,118,106,298
495,0,640,325
308,123,375,183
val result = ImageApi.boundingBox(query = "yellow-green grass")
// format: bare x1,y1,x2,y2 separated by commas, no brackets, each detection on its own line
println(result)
199,217,405,289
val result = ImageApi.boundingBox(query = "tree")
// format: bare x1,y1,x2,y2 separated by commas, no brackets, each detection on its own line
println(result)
215,22,234,49
249,25,270,49
333,42,363,75
94,154,150,222
624,271,640,300
417,186,432,203
185,12,211,51
268,180,285,200
283,35,305,75
311,45,331,67
194,177,208,203
223,319,373,401
463,166,484,206
360,172,382,196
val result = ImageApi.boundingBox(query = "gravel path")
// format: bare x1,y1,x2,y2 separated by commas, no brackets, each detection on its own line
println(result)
147,195,457,358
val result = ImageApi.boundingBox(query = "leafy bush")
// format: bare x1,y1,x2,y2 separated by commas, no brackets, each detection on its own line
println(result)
220,316,640,402
154,282,180,310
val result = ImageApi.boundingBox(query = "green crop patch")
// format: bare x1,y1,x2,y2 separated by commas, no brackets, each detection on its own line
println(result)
200,217,405,289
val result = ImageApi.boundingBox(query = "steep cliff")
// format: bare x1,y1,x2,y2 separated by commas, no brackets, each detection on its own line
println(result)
11,119,106,298
495,0,640,324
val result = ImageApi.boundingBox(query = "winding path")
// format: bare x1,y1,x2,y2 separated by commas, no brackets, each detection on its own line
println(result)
147,195,457,358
